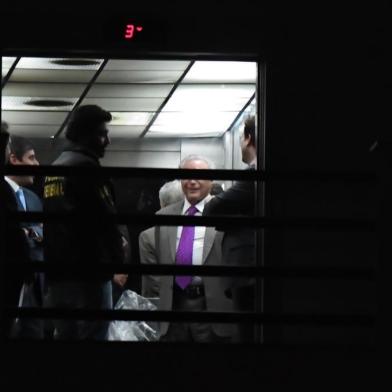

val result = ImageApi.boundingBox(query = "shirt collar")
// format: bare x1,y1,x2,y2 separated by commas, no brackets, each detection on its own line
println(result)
182,195,211,215
4,176,20,193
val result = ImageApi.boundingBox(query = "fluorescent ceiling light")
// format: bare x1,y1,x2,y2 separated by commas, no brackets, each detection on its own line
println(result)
17,57,104,70
184,61,257,83
110,112,153,126
162,85,255,112
148,111,236,136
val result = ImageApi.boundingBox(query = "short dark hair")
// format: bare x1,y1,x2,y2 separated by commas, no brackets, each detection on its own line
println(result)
65,105,112,143
9,135,35,161
244,115,256,147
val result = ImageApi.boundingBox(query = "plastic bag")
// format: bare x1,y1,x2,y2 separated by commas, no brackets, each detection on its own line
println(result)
107,290,159,341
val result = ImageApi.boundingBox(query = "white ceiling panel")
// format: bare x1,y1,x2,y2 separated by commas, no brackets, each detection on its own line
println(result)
82,97,164,112
184,61,257,83
162,84,255,112
147,111,236,137
110,112,153,126
4,124,60,138
3,83,86,97
2,57,17,78
87,84,173,98
96,70,184,84
2,96,77,111
2,111,69,125
9,69,98,83
107,125,146,138
17,57,104,70
105,60,190,71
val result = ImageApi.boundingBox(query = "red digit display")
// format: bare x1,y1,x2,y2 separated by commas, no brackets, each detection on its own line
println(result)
124,24,143,40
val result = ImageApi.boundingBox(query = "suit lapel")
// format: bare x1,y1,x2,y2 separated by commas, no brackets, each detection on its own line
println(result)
168,225,177,263
167,201,184,263
202,227,215,264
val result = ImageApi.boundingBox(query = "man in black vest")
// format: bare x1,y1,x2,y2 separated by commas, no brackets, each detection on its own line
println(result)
44,105,126,340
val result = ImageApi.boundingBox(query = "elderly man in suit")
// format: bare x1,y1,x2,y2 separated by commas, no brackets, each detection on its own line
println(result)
139,180,184,300
5,135,45,339
203,115,257,343
154,155,235,343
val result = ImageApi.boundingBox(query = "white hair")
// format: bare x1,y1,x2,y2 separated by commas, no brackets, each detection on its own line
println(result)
159,180,184,208
179,154,216,169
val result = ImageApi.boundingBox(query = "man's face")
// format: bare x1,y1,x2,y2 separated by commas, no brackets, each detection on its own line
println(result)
91,125,110,158
240,127,251,163
10,148,39,186
181,159,212,205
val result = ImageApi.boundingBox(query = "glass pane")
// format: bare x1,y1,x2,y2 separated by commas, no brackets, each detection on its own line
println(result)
2,55,261,343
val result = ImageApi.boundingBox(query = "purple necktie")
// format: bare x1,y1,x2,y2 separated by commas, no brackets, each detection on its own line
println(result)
175,205,198,289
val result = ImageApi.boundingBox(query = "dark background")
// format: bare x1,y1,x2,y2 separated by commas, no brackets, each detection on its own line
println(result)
1,1,387,388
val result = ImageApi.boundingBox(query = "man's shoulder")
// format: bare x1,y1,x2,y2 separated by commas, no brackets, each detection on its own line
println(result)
22,187,43,211
139,226,155,240
52,150,98,167
23,187,41,201
156,201,184,215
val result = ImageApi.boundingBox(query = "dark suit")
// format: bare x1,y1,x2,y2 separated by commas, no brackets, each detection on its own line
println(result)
0,179,29,336
203,166,257,342
43,143,124,340
12,186,45,339
155,199,235,342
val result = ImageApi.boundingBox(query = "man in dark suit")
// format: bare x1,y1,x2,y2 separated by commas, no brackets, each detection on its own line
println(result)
154,156,235,343
203,115,257,342
43,105,126,340
5,135,45,339
1,123,30,337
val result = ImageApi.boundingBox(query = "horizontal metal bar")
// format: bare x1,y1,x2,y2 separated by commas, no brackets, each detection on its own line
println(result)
3,165,262,181
3,165,376,182
3,262,375,280
6,211,375,230
5,308,376,326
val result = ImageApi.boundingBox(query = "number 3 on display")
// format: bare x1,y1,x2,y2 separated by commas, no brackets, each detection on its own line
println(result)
124,24,143,39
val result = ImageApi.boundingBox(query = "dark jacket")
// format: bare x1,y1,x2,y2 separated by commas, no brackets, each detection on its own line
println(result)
1,179,30,333
203,166,257,289
43,144,124,282
14,187,44,262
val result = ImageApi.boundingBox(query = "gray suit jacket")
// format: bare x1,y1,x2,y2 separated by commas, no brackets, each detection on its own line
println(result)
139,227,160,299
155,200,234,337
